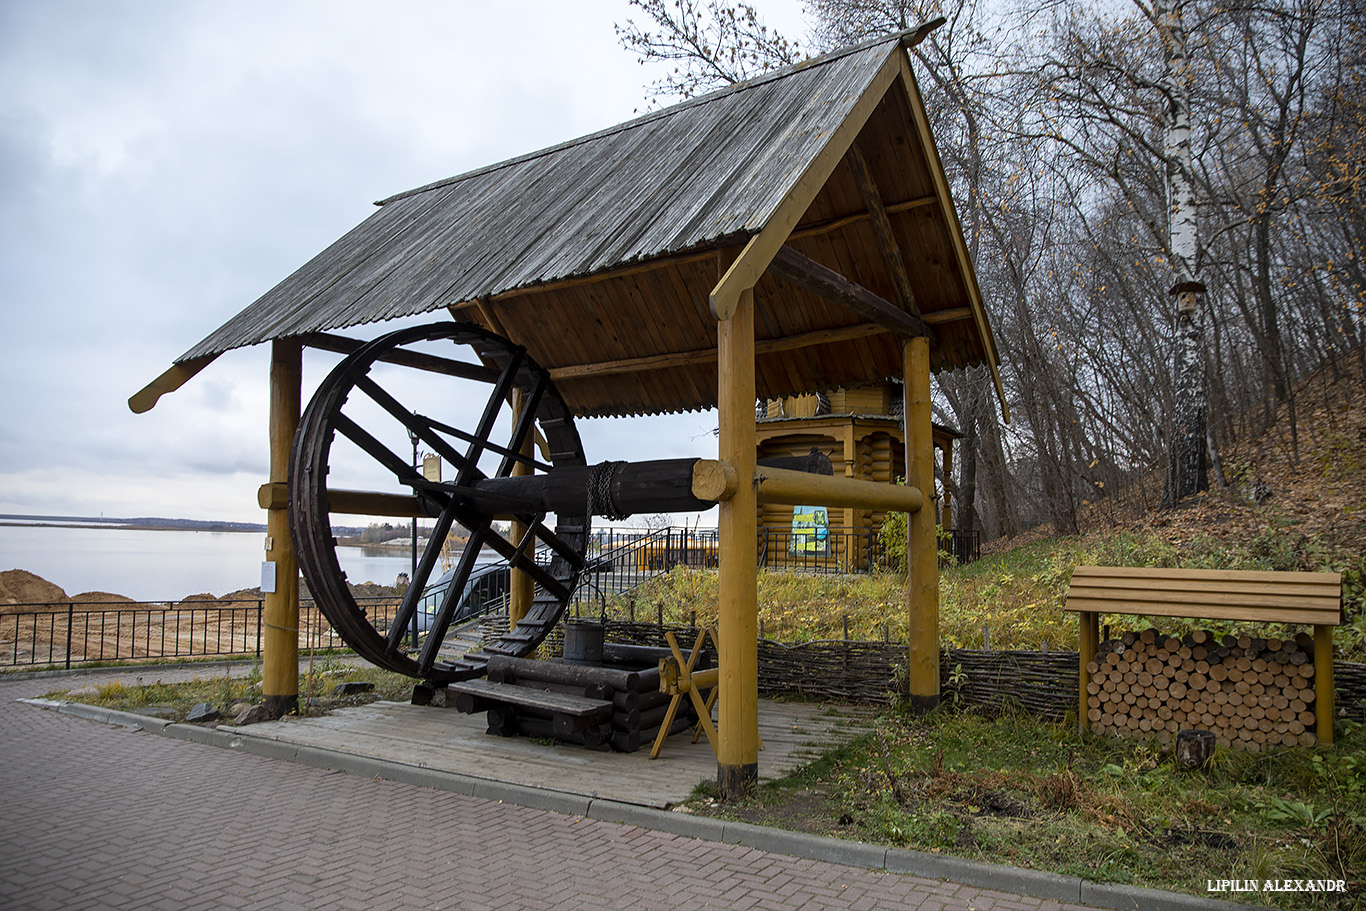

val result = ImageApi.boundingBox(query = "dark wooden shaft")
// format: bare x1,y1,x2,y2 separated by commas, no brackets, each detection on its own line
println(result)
471,458,715,516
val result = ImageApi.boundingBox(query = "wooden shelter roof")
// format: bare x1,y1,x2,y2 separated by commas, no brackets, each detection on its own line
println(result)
140,26,1004,420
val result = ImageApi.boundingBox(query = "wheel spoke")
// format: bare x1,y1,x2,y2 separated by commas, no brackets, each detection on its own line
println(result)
384,507,459,653
423,413,553,474
417,520,491,674
480,524,572,602
455,350,524,486
354,375,487,483
530,520,587,570
495,370,549,477
333,413,423,484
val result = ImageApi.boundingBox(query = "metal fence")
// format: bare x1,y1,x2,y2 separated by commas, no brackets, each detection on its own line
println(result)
943,529,981,565
2,525,981,671
0,597,401,670
758,527,890,574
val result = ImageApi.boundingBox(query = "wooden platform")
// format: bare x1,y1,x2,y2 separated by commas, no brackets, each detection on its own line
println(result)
219,698,875,808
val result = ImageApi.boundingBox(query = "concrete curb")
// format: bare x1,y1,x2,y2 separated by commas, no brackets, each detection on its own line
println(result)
2,658,265,683
26,698,1251,911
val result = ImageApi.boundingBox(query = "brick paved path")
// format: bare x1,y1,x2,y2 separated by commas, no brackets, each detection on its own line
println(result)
0,671,1095,911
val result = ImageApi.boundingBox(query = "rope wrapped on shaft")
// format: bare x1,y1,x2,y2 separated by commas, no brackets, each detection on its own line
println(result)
587,460,631,521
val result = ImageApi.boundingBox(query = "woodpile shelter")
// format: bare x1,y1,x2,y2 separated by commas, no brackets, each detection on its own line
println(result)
132,23,1005,798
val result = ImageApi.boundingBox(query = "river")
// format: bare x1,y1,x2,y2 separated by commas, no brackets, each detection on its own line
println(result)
0,523,419,603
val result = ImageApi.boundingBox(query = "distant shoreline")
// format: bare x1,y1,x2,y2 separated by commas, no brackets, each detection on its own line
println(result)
0,521,263,533
0,516,265,534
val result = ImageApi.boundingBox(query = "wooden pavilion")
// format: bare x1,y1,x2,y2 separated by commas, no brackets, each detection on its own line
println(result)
757,384,962,569
132,23,1005,798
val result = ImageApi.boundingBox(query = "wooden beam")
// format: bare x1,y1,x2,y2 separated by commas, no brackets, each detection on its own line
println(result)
753,465,923,513
327,489,426,518
1079,610,1099,732
128,354,219,414
897,55,1010,422
508,386,534,630
922,307,973,326
845,142,922,318
787,195,936,244
547,323,889,381
768,246,933,340
710,48,904,320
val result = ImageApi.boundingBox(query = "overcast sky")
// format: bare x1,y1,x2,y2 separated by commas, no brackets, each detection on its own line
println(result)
0,0,811,524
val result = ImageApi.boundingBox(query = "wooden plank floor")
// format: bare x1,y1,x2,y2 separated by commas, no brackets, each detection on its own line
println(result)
221,698,877,808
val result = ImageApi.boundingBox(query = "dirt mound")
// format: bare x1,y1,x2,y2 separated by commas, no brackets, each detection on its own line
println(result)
0,570,69,612
219,588,263,604
71,591,136,604
349,581,400,599
178,593,219,604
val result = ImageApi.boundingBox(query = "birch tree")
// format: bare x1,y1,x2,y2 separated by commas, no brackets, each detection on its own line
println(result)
1154,0,1210,505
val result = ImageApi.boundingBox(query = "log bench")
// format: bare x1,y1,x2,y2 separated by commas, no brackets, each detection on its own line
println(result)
1064,565,1343,744
447,677,614,738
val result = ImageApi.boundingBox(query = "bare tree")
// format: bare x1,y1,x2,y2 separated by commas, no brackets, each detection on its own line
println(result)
614,0,801,100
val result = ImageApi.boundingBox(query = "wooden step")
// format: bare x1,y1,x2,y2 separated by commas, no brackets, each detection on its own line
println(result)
448,678,614,720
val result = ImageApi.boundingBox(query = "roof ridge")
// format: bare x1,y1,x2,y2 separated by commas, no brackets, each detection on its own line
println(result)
375,26,934,207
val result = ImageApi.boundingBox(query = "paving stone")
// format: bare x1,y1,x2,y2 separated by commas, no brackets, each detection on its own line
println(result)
0,670,1111,911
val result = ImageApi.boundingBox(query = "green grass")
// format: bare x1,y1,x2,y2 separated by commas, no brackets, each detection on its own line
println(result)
44,657,415,721
695,706,1365,907
602,526,1365,660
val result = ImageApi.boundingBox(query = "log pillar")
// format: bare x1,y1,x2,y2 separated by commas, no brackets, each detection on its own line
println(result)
1314,624,1334,746
717,283,759,800
263,338,302,718
509,386,534,631
904,336,939,710
1078,610,1099,732
940,440,954,533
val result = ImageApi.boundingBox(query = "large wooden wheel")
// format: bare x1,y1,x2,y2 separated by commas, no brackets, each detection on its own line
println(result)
289,322,589,684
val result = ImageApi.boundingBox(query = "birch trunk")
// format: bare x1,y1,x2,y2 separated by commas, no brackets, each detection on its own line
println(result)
1158,0,1210,506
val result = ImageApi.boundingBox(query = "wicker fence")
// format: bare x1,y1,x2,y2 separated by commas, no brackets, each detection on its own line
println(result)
577,618,1366,723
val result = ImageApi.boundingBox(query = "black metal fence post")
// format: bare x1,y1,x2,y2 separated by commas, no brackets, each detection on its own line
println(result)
65,602,73,670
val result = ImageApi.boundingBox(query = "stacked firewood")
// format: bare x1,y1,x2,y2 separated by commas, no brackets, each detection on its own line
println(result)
1087,629,1318,750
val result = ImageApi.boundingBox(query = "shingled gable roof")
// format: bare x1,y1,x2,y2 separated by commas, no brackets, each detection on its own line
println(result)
138,25,1004,420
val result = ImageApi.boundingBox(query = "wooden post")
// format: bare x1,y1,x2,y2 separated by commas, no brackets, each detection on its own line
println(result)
904,336,939,710
509,387,534,631
940,439,954,534
717,278,759,800
1078,610,1099,732
263,338,301,718
843,424,856,569
1314,624,1334,745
